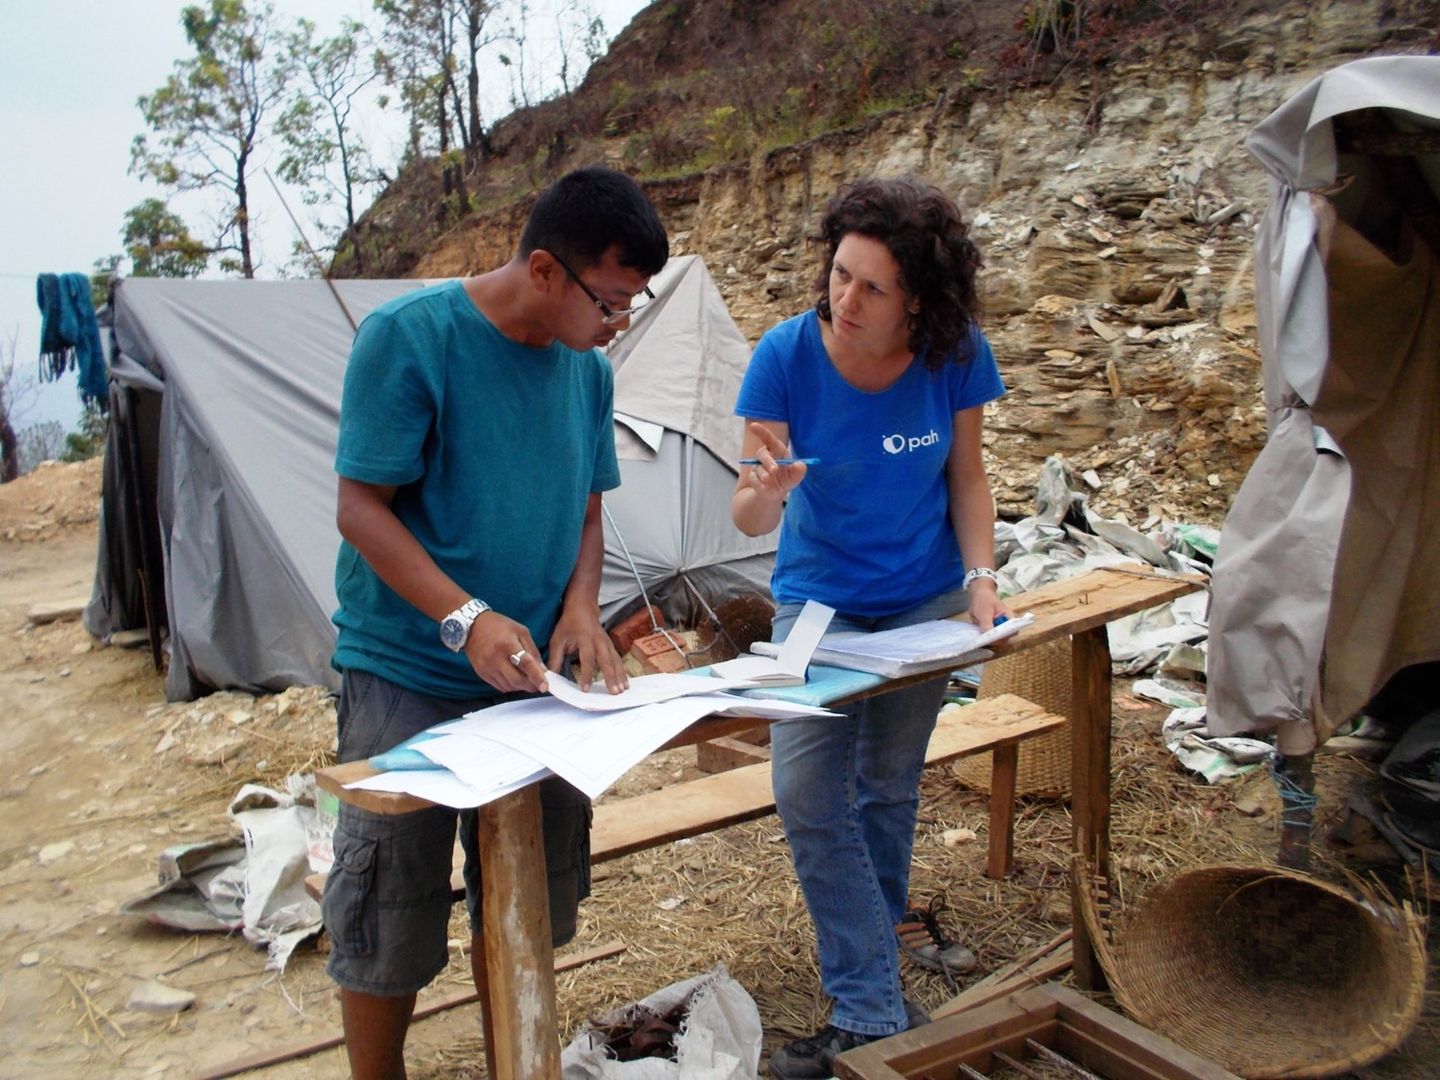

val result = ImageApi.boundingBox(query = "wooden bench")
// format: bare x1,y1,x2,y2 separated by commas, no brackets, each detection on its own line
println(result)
315,568,1208,1080
307,692,1064,902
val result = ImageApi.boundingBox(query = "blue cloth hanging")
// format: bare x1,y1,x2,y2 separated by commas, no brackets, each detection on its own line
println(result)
36,271,108,411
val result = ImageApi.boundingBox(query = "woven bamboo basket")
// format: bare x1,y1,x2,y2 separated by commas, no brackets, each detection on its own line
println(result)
1076,859,1428,1078
952,636,1071,798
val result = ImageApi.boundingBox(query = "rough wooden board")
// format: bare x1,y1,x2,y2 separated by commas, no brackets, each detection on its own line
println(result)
26,596,90,624
312,567,1199,815
592,694,1062,861
695,731,771,773
191,940,626,1080
836,983,1242,1080
931,940,1074,1019
314,712,776,817
308,693,1066,899
991,568,1202,652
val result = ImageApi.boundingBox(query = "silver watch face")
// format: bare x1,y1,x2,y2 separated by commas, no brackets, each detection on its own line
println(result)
439,615,469,651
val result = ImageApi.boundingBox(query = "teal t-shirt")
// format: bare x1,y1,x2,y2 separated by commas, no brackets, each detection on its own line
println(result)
332,280,621,698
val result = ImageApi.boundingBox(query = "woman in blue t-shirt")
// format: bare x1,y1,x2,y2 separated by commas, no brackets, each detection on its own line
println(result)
732,177,1008,1079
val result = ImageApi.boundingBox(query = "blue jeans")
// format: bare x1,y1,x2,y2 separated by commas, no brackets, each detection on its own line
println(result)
770,588,968,1037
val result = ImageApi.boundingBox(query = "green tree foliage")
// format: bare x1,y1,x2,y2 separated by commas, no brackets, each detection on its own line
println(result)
130,0,293,278
277,18,384,274
92,199,211,308
90,256,122,312
374,1,500,221
59,404,109,464
124,199,212,278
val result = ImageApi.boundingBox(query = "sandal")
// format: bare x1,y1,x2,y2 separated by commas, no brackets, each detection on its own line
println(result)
896,896,976,983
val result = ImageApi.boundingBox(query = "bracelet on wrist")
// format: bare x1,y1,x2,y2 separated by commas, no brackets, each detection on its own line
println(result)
963,567,998,590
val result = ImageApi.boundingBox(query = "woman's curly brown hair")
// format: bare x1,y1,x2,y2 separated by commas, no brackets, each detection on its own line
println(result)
812,176,983,370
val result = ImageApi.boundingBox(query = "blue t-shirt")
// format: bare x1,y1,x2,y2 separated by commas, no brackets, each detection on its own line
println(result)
735,310,1005,617
332,280,621,698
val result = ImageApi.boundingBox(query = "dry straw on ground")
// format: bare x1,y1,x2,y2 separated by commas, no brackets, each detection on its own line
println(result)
44,644,1428,1078
385,702,1437,1079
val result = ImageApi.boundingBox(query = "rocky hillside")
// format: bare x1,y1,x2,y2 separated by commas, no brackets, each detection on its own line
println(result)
359,0,1439,526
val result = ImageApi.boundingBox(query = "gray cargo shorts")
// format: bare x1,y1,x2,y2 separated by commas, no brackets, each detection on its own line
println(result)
322,668,591,996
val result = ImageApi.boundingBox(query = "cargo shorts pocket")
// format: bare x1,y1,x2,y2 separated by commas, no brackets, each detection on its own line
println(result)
322,827,379,957
540,779,593,946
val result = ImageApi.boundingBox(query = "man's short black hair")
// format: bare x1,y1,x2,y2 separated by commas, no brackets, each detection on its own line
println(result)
520,167,668,275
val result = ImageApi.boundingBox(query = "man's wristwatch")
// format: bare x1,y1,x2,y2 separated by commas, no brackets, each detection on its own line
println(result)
439,598,491,652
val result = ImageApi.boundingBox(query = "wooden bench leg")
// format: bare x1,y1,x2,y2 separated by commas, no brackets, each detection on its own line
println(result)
472,925,499,1079
984,743,1019,878
1070,626,1112,993
477,785,561,1080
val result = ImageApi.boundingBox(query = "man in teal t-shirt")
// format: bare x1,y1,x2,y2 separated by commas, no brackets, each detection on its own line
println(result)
324,167,667,1079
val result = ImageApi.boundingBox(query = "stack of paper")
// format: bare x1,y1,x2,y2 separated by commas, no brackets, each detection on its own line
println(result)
751,612,1036,678
345,671,838,809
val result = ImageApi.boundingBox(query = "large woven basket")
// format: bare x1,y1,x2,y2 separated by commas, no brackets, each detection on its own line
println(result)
952,636,1071,798
1077,860,1428,1078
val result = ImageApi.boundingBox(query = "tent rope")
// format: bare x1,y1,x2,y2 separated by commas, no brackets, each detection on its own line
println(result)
1269,757,1319,830
602,501,693,665
679,575,741,658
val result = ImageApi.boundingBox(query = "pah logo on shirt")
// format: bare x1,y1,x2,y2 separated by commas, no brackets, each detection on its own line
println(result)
882,429,940,455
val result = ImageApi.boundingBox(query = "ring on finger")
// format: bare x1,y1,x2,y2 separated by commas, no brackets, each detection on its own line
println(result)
509,648,527,668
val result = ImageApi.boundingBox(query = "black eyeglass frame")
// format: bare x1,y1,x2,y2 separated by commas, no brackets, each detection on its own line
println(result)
550,252,655,325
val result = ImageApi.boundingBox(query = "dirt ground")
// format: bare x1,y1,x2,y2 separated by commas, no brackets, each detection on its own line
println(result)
0,460,1435,1079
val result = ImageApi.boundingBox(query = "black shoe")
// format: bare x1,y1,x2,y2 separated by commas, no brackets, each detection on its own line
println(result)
768,1024,876,1079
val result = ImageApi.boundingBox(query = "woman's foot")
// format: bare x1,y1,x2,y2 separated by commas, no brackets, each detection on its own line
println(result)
767,1024,876,1079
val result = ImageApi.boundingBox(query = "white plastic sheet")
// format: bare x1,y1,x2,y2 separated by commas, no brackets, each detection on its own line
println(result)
561,964,762,1080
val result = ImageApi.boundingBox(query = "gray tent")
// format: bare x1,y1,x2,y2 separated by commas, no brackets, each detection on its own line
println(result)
85,255,775,700
1207,56,1440,754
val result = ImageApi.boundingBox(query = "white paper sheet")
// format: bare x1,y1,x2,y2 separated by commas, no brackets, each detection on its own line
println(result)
345,765,546,809
428,693,838,799
346,690,839,806
544,670,753,711
415,728,555,788
751,612,1036,676
439,695,719,798
710,599,834,685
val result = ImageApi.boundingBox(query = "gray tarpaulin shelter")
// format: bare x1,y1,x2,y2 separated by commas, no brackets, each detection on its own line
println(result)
1208,56,1440,755
84,255,775,700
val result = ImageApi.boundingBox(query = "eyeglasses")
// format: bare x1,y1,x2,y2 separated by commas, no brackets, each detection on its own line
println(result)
551,253,654,326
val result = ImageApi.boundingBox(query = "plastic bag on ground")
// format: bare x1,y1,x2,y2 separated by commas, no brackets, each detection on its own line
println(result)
561,963,762,1079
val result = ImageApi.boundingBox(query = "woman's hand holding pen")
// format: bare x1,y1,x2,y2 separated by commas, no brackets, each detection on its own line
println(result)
744,421,809,500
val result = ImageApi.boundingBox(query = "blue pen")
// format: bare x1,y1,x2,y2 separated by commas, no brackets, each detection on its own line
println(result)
738,457,820,466
993,615,1009,626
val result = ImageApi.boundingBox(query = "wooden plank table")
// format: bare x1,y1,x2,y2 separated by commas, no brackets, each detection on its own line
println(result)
316,566,1204,1079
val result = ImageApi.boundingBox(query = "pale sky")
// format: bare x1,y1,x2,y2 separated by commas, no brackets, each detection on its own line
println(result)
0,0,647,437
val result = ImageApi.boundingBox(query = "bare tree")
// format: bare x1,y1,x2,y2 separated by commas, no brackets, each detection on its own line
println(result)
278,17,386,273
131,0,293,277
1,332,38,482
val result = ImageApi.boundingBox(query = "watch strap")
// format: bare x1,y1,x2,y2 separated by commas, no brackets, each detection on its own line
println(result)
440,598,491,650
